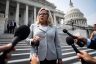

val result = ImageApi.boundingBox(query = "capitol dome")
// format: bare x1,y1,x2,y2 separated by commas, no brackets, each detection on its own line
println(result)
64,0,87,27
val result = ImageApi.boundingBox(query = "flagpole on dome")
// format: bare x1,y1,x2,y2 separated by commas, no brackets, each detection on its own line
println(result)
69,0,74,7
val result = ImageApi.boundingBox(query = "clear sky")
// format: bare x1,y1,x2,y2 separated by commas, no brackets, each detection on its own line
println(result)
47,0,96,26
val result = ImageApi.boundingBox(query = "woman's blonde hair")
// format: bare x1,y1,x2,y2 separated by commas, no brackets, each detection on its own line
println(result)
36,7,53,26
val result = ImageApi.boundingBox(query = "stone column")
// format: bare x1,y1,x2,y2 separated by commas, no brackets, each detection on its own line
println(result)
59,18,61,24
80,20,82,26
30,12,34,24
5,0,9,19
85,21,87,26
4,0,10,33
77,20,79,26
53,13,56,26
34,7,36,23
63,18,65,24
24,5,29,25
15,2,20,27
76,20,77,25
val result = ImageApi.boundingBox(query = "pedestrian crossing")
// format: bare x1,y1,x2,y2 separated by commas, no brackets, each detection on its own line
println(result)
7,42,96,64
0,34,96,64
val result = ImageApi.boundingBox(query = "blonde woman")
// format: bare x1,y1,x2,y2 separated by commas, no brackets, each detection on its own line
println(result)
26,7,63,64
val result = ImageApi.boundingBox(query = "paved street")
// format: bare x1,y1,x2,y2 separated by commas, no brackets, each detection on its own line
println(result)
0,34,96,64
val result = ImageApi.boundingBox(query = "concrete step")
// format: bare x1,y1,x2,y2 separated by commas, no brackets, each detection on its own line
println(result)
1,34,96,64
0,34,14,39
0,39,12,42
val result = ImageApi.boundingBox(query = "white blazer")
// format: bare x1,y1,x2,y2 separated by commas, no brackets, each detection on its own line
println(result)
26,24,62,61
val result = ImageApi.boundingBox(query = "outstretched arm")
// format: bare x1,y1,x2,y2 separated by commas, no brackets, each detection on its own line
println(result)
0,43,12,52
77,51,96,64
90,31,94,39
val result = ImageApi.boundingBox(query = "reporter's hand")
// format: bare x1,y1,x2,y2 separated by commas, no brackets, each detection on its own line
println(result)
5,43,12,49
0,43,12,52
5,47,16,60
77,51,96,64
30,54,39,64
75,36,87,45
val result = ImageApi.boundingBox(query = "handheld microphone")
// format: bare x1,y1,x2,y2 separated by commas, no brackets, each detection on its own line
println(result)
31,40,40,55
66,36,80,53
63,29,77,39
66,36,89,64
31,40,39,46
0,25,30,64
63,29,84,47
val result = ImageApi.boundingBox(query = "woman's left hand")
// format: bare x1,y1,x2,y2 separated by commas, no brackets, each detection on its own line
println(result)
57,59,63,64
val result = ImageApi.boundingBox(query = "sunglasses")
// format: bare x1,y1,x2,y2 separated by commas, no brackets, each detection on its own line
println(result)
38,13,48,16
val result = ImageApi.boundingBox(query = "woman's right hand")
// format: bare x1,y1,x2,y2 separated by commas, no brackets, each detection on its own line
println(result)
32,36,41,43
31,36,41,46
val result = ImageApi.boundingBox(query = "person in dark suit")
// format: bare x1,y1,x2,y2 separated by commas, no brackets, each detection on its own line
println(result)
7,20,16,34
11,20,16,33
7,20,11,33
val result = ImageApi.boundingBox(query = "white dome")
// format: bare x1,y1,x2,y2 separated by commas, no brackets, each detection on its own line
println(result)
64,6,87,27
68,7,82,14
65,7,85,19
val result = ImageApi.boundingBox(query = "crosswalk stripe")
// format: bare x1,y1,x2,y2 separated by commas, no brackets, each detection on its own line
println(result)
61,46,72,48
12,53,30,56
62,55,77,61
8,58,29,63
62,51,96,62
17,44,28,46
10,49,96,63
89,51,96,55
62,49,92,55
16,49,30,50
62,48,75,51
1,34,96,64
73,62,81,64
61,47,88,51
15,47,93,51
16,46,31,47
61,45,87,48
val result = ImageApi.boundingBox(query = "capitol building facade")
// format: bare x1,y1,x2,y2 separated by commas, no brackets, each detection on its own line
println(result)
0,0,92,37
62,0,89,37
0,0,64,34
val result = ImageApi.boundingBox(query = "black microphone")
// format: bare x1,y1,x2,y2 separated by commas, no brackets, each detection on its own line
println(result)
63,29,84,47
63,29,77,39
66,36,80,53
66,36,89,64
31,40,39,46
0,25,30,64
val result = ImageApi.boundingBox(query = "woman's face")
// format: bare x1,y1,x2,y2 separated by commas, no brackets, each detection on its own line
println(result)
38,10,49,24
